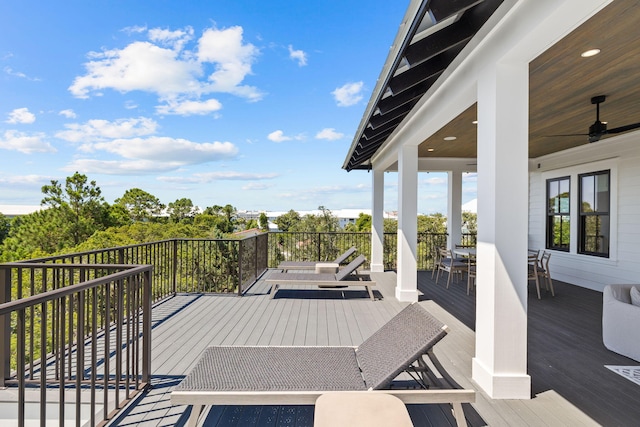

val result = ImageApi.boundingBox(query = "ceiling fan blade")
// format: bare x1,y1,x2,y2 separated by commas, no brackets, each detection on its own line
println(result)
606,122,640,134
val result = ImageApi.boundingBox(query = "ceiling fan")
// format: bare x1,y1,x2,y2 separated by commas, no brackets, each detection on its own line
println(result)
549,95,640,143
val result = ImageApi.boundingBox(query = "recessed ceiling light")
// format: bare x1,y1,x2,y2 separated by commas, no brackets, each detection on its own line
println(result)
427,148,435,152
581,48,600,58
444,136,457,141
472,120,478,125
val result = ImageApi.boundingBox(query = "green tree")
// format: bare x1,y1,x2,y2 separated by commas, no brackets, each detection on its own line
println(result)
201,204,236,234
259,212,269,231
41,172,108,246
244,219,258,230
114,188,165,222
168,198,196,223
275,210,301,232
292,207,340,232
383,218,398,233
316,206,339,232
462,212,477,233
0,213,9,245
354,213,372,231
0,208,69,260
417,213,447,233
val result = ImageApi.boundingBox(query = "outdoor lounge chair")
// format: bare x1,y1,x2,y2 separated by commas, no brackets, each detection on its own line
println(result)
267,254,376,300
171,303,475,427
277,246,357,272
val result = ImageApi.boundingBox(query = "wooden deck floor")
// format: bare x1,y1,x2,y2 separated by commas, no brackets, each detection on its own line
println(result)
107,270,640,426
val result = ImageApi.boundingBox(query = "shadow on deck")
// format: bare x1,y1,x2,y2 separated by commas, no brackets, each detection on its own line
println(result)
107,269,640,426
419,269,640,426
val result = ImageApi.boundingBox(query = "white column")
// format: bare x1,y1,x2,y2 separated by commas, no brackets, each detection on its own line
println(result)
396,145,419,302
472,61,531,399
371,167,385,272
447,170,463,249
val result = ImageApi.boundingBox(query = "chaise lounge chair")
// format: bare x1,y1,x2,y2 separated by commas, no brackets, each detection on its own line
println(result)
277,246,357,272
171,303,475,427
267,254,376,300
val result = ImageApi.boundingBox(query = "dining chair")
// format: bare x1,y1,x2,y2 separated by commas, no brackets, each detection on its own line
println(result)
528,253,542,299
537,251,555,296
436,248,467,289
466,252,476,295
431,245,443,279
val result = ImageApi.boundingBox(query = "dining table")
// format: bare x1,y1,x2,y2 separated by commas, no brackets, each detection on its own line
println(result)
453,247,476,257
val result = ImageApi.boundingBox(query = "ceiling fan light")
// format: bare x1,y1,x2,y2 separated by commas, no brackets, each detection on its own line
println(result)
581,48,600,57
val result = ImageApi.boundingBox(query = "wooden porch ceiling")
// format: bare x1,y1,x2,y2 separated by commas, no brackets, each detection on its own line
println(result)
347,0,640,169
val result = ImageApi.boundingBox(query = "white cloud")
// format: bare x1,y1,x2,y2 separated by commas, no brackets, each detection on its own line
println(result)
288,45,307,66
63,159,183,175
242,182,273,190
332,81,364,107
68,25,263,104
59,109,77,119
6,108,36,124
148,26,194,50
315,128,344,140
267,130,306,142
423,177,447,185
0,130,55,153
463,172,477,182
69,41,201,98
0,174,50,186
56,117,158,143
277,184,369,202
267,130,291,142
156,98,222,116
3,66,40,81
121,25,147,35
197,26,262,100
158,171,279,184
92,137,238,164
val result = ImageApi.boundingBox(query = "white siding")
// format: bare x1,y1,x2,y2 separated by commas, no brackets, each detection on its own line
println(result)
528,131,640,291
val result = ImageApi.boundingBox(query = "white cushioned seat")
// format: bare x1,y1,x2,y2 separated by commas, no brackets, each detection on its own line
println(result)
602,284,640,362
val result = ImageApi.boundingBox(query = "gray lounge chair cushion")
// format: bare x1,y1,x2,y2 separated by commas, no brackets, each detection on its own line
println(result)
335,254,367,281
174,304,446,395
333,246,357,264
268,255,366,284
174,346,367,392
356,303,447,390
277,247,357,269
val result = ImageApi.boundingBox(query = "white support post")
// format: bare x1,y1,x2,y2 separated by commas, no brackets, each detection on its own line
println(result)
447,171,463,250
472,61,531,399
371,167,385,272
396,145,419,302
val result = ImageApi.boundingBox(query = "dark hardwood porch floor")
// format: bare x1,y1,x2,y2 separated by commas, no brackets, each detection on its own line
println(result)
107,270,640,427
419,269,640,426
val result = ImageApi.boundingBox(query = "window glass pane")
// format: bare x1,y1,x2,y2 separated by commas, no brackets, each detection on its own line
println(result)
595,173,609,213
581,175,594,213
548,178,570,214
559,179,570,214
548,181,559,214
553,215,570,249
546,177,570,251
583,215,609,254
578,170,610,257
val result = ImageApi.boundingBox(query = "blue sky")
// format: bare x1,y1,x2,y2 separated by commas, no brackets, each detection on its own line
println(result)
0,0,476,214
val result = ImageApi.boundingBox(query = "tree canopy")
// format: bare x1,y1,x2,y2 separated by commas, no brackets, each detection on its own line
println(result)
114,188,165,222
